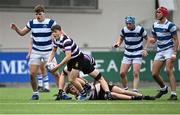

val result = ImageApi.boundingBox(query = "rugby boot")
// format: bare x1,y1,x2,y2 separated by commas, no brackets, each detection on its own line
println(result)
155,87,168,98
31,94,39,100
168,95,177,101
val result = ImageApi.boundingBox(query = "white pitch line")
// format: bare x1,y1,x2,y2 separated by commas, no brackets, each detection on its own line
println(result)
0,102,179,105
0,114,180,115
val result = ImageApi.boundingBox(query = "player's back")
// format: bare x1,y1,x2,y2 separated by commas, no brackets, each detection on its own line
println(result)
53,35,81,59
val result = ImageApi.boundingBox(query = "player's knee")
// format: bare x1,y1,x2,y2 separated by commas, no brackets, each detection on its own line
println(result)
68,77,73,82
69,76,76,82
133,71,139,78
120,72,126,78
94,73,102,81
29,71,36,78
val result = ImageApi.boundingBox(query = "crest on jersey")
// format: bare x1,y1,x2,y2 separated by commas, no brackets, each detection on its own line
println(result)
134,33,139,37
43,24,48,28
75,62,79,68
163,29,167,32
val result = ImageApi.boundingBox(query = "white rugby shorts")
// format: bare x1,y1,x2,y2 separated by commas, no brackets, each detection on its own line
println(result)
122,56,142,64
29,51,57,65
154,48,173,61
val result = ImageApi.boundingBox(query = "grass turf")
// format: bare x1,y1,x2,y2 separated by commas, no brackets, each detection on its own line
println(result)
0,87,180,114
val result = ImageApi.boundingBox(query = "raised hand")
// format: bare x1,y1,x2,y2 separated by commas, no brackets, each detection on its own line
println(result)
10,23,17,30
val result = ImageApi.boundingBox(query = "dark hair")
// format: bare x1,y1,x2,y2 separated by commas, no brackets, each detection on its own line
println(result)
34,5,45,13
51,25,62,31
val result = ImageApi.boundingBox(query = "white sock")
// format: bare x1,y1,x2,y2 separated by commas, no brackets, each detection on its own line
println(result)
124,87,128,90
132,89,138,92
171,91,176,96
37,74,43,87
33,91,39,95
43,75,49,89
160,85,167,91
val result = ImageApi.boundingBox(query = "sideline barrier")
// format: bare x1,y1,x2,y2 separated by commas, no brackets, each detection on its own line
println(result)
58,51,180,82
0,52,55,82
0,51,179,82
90,51,180,82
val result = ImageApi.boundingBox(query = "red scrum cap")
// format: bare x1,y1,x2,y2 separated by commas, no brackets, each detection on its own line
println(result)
157,6,169,17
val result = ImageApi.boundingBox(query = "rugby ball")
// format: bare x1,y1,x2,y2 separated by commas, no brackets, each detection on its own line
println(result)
46,62,56,71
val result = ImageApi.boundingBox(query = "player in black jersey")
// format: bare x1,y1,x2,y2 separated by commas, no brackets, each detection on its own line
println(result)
65,78,155,100
48,25,112,100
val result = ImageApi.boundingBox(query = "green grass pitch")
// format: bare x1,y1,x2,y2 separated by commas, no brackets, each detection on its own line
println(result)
0,87,180,114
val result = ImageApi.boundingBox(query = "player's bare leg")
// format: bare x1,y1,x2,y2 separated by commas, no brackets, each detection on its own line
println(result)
29,64,39,100
112,86,142,96
68,69,89,100
132,63,141,92
89,69,112,99
166,59,176,92
111,92,132,100
69,69,84,91
166,59,177,100
29,65,39,91
112,86,155,100
152,60,168,98
89,69,109,91
51,72,61,88
152,60,165,87
59,72,65,89
120,63,131,90
52,71,72,100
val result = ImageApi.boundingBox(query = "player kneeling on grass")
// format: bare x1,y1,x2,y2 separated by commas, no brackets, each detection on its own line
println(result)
52,65,93,100
65,77,155,100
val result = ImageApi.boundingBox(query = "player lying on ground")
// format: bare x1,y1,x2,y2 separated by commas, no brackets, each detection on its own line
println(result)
59,67,155,100
65,78,155,100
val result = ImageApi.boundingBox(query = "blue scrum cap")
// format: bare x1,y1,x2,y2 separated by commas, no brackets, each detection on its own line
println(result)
125,16,135,24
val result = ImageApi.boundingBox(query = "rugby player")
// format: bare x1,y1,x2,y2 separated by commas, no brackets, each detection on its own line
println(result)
144,6,179,100
48,24,112,100
11,5,70,100
114,16,149,92
27,40,50,92
65,78,155,100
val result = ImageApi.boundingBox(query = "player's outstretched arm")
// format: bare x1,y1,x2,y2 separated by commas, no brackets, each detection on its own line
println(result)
48,47,57,63
10,23,30,36
51,50,71,73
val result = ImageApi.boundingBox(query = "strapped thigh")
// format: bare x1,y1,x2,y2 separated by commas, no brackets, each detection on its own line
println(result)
94,73,102,81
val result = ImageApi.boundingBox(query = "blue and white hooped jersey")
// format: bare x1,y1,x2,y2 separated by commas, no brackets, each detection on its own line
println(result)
26,18,56,53
152,19,177,52
120,25,147,58
53,35,81,59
